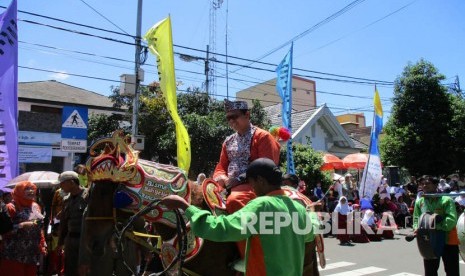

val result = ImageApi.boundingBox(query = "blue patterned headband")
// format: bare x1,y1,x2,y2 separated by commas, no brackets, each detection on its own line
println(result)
224,99,248,112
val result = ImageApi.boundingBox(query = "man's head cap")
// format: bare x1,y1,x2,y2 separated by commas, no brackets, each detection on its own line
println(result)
58,171,79,184
246,158,281,180
224,99,248,112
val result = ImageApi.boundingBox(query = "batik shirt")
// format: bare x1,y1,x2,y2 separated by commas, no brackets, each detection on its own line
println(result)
224,124,257,178
1,202,44,264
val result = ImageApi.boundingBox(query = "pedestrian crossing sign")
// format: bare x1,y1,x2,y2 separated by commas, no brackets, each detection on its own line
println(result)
61,106,88,141
62,109,87,129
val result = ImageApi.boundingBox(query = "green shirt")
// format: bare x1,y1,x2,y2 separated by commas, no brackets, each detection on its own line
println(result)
413,196,457,243
185,194,313,275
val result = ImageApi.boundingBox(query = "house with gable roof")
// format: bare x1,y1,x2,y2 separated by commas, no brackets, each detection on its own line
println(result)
265,103,367,157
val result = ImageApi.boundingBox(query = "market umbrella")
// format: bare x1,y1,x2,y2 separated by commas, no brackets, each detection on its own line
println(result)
5,171,60,189
342,153,368,169
320,153,344,171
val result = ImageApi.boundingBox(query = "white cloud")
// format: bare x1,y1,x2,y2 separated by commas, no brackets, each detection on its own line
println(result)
49,71,70,80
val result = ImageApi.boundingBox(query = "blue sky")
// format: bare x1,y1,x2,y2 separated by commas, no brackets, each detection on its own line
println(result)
4,0,465,125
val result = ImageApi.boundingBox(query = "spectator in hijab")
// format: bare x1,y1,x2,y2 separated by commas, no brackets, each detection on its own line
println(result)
0,181,47,276
438,179,451,193
334,196,353,245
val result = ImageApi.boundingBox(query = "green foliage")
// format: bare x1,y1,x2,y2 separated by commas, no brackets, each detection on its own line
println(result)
280,143,332,192
379,59,462,176
250,99,272,130
93,83,273,179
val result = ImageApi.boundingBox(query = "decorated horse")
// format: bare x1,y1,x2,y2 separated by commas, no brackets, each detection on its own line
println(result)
80,131,323,275
81,132,238,275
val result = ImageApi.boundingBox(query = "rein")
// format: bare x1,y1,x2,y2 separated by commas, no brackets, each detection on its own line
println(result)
118,199,188,276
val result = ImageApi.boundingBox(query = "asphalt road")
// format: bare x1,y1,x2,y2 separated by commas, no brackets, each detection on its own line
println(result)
319,228,465,276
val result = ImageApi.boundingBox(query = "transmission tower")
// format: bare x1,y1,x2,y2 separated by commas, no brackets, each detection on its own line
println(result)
208,0,223,96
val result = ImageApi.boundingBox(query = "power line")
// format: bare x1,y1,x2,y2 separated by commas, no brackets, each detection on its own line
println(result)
301,0,417,55
12,9,394,85
20,65,389,111
20,19,136,46
231,0,367,72
77,0,131,36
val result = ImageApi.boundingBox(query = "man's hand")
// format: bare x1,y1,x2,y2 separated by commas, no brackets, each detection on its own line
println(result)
214,175,228,188
226,177,241,189
161,195,190,211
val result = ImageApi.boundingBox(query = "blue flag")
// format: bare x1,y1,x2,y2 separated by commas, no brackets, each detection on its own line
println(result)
360,87,383,199
276,43,295,174
0,0,18,187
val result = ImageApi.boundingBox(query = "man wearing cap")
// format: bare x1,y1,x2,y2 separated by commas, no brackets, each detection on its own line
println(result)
56,171,89,276
214,99,280,213
162,158,312,276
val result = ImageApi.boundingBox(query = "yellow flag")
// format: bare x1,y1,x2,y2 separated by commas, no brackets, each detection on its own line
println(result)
144,17,191,172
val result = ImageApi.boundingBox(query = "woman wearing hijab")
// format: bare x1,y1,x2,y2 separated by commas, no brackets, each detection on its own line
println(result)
0,181,47,276
334,196,352,245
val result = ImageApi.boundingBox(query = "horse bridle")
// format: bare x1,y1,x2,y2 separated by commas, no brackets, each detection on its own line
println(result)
118,199,188,276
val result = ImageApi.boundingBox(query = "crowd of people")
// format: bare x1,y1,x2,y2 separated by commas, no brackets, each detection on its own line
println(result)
1,99,464,276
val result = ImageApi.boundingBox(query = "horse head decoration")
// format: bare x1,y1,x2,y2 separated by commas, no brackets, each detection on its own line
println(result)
82,131,238,276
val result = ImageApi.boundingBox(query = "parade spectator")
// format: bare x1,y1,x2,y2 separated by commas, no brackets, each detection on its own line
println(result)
350,204,370,243
333,178,344,199
162,158,313,276
282,173,299,189
438,179,450,193
394,195,410,228
74,164,88,188
56,171,88,276
212,99,280,260
313,182,324,200
405,176,418,195
413,176,459,276
334,196,353,245
298,180,308,194
0,181,47,276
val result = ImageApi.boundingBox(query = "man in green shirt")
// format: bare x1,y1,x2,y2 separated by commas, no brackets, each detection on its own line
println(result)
413,176,459,276
162,158,313,275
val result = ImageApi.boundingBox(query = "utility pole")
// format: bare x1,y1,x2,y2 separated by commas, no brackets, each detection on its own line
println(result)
205,45,210,95
131,0,143,142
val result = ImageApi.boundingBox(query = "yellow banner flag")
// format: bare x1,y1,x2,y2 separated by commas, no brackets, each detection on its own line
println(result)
144,16,191,172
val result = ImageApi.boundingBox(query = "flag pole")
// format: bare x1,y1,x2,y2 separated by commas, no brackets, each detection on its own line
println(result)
131,0,143,143
360,85,377,198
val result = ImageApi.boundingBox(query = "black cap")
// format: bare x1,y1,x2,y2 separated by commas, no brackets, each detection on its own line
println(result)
246,158,282,185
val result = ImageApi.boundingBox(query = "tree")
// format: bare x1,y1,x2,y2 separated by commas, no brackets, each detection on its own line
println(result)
280,143,332,193
379,59,454,176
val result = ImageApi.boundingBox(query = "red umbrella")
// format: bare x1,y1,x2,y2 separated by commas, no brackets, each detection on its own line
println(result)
321,153,344,171
6,171,60,189
342,153,368,169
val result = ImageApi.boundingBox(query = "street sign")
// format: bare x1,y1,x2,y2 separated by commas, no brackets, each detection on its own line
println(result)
61,106,88,152
61,139,87,152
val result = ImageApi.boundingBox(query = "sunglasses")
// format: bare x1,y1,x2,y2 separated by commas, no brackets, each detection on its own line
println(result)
226,113,241,121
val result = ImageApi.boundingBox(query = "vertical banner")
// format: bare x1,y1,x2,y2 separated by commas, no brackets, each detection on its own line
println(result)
360,87,384,199
276,43,295,174
0,0,18,187
144,16,191,172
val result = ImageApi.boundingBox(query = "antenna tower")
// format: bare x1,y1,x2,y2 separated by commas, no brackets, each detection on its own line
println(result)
208,0,223,96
